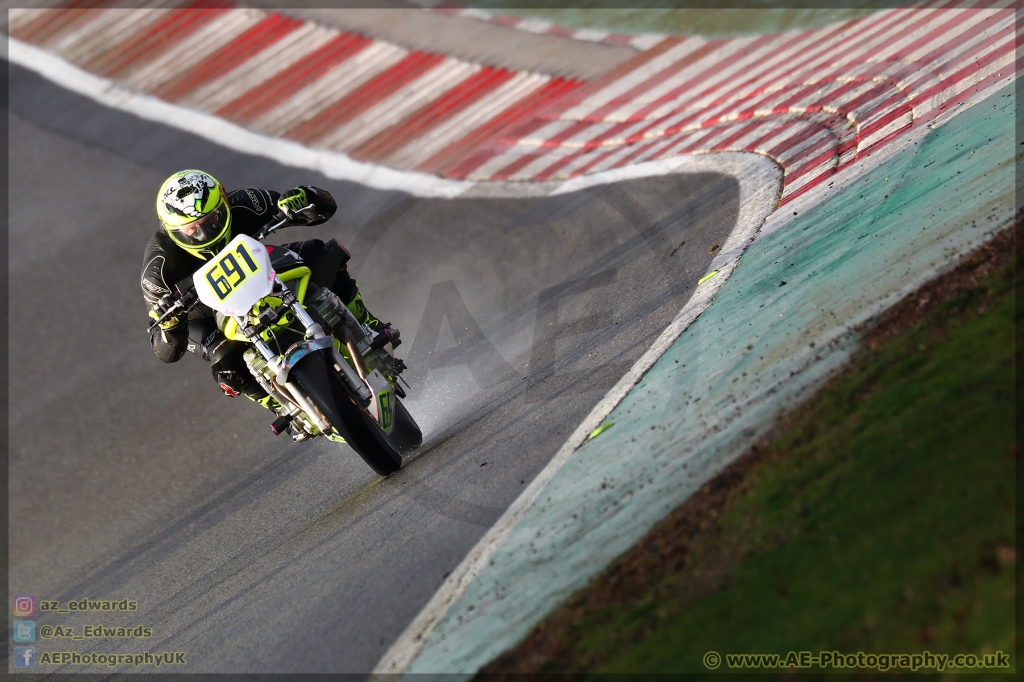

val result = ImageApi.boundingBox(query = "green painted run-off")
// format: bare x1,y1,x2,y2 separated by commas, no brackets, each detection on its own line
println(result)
407,84,1017,674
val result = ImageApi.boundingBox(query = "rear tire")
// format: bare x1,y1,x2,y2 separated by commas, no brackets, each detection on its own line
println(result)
390,398,422,453
290,351,402,476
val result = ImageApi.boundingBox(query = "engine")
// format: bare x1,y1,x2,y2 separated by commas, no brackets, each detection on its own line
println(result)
243,347,274,385
308,286,347,333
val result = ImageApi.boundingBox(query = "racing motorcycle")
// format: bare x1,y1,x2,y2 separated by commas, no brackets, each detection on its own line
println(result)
148,201,420,476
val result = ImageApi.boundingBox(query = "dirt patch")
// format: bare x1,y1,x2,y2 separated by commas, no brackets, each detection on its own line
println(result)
862,216,1020,350
478,213,1021,676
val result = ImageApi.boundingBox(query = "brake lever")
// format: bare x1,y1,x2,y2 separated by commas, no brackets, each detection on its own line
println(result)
255,211,291,241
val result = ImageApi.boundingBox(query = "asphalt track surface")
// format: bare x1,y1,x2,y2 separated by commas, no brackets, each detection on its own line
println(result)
8,63,739,674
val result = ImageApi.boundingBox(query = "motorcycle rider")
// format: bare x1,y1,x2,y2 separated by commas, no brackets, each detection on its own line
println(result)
142,169,398,423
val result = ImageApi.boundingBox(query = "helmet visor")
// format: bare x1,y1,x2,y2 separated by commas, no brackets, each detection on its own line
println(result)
168,202,229,248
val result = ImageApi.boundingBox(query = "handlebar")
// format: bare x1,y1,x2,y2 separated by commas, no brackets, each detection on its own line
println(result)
254,212,290,241
147,299,184,332
254,202,316,241
146,288,198,332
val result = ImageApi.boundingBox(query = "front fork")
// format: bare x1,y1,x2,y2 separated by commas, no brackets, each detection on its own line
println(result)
239,276,373,433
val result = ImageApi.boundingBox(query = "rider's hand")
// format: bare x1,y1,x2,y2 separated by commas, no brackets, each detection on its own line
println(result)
277,188,310,222
150,294,181,328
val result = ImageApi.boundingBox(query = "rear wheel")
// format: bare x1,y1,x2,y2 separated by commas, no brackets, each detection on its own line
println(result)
290,351,402,476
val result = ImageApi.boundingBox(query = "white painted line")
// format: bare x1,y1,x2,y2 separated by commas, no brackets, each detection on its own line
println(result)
7,36,774,205
418,4,665,51
596,120,712,171
7,37,471,199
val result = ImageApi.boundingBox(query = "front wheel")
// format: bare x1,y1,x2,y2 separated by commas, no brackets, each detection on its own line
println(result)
290,351,402,476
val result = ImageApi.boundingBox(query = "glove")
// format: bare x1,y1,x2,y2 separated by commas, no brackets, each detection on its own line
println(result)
277,186,337,226
277,187,310,222
149,294,182,329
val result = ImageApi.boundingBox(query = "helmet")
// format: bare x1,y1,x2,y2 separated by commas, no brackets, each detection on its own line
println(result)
156,170,231,260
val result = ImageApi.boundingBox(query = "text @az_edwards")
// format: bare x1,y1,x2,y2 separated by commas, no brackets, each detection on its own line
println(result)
39,624,153,639
702,650,1012,672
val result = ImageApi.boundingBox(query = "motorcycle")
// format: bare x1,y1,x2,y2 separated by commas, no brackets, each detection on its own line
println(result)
148,202,421,476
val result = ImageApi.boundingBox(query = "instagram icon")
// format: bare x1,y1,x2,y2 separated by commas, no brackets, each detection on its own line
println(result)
12,595,35,617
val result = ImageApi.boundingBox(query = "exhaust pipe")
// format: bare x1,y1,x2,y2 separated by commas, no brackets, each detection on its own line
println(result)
330,345,373,407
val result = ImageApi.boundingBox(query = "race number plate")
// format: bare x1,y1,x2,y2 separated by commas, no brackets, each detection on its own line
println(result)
194,235,275,316
364,369,395,434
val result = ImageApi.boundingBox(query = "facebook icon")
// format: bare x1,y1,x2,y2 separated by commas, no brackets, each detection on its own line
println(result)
14,646,35,668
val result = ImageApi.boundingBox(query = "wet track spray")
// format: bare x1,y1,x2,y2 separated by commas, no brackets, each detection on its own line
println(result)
7,63,768,672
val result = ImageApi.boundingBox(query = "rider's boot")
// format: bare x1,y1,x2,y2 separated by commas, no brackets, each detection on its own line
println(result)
346,289,401,349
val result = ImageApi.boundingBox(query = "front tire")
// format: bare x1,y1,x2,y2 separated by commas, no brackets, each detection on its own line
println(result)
390,397,422,453
290,351,402,476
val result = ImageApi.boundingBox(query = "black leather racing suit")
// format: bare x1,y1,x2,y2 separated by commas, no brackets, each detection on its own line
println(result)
141,187,358,401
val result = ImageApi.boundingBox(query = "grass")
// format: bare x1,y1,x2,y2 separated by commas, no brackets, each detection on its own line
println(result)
480,224,1018,677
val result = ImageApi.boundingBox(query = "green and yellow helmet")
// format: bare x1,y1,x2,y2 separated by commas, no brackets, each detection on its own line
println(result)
156,170,231,260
